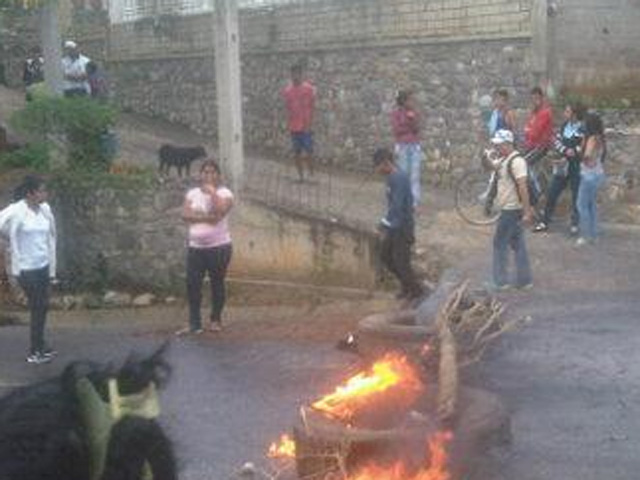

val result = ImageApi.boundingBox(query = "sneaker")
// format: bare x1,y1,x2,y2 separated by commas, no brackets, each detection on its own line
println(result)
175,327,204,336
569,225,579,235
485,282,512,293
532,222,548,233
515,282,534,291
575,237,588,247
26,352,53,365
209,322,223,333
42,348,58,359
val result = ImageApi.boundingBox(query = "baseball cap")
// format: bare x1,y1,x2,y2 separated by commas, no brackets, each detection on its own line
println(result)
491,129,514,145
64,40,77,49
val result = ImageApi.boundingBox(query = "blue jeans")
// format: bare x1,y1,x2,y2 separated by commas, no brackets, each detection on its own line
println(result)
395,143,422,206
542,159,581,227
493,210,532,287
577,171,605,240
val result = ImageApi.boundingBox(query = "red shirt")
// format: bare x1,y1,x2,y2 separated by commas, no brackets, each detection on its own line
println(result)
282,81,316,133
524,103,553,150
390,107,420,144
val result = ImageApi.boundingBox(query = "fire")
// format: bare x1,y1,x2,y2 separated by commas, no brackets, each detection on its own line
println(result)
347,431,452,480
311,353,423,422
267,434,296,459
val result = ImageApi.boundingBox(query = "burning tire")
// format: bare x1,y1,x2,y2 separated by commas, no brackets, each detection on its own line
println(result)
357,310,437,360
294,406,437,480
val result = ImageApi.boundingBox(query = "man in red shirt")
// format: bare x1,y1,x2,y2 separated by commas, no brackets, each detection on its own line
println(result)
282,64,316,182
523,86,554,163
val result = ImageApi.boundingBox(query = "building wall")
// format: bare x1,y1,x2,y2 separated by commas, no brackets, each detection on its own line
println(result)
548,0,640,90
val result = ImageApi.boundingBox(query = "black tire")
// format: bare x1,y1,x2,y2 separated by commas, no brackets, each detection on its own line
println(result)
455,171,500,226
101,417,177,480
357,310,437,361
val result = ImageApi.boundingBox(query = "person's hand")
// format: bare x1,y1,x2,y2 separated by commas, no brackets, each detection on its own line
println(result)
522,207,535,226
566,148,575,157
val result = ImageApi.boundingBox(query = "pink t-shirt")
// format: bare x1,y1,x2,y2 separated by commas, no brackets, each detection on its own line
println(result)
390,107,420,144
186,186,233,248
282,81,316,133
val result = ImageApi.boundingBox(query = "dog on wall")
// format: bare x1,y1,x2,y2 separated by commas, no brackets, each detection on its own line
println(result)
158,144,207,177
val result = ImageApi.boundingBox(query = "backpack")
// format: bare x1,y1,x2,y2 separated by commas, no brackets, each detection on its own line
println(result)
484,152,540,213
507,154,541,207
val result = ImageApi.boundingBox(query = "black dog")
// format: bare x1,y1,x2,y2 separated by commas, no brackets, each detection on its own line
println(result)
158,144,207,177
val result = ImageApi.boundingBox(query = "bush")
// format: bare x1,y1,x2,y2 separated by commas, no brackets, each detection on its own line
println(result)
10,96,117,171
0,142,50,171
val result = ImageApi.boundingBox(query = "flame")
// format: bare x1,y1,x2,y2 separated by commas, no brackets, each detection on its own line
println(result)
348,431,452,480
311,353,423,422
267,434,296,459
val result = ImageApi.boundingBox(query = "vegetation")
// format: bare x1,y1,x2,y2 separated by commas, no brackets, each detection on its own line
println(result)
10,96,117,171
0,142,50,171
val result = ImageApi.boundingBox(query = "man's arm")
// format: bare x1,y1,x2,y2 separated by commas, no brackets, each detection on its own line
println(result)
516,177,534,225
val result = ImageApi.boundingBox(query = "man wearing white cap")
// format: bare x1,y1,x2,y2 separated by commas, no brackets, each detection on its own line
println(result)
61,40,90,97
490,129,534,290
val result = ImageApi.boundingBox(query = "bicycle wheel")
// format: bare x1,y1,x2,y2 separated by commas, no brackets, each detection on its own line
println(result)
455,171,500,226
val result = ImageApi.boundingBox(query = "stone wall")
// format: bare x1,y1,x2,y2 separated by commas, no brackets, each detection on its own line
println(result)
109,39,534,175
0,11,38,87
52,176,379,292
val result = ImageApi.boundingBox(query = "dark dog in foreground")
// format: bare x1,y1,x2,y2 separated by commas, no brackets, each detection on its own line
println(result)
158,144,207,177
0,343,177,480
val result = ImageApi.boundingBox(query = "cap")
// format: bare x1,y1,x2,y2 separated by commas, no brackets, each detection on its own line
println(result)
491,129,514,145
64,40,77,49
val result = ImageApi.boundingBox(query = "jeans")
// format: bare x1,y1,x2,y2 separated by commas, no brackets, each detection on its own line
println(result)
18,266,50,354
379,228,422,296
395,143,423,206
542,159,581,226
493,210,532,287
577,171,605,240
186,244,232,330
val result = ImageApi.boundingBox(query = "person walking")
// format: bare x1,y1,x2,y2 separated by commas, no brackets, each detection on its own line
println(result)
373,147,424,302
178,160,234,335
391,90,423,208
8,176,57,364
489,130,534,290
534,102,585,234
282,63,316,182
576,113,606,246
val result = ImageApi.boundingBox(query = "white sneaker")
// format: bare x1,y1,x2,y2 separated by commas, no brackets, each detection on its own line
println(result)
575,237,588,247
570,225,579,235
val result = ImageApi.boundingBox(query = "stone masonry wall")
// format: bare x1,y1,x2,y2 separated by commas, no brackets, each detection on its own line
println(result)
103,0,536,175
52,177,379,292
109,39,534,176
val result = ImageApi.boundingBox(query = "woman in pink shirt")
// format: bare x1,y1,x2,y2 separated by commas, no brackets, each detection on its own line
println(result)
390,90,423,207
178,160,234,334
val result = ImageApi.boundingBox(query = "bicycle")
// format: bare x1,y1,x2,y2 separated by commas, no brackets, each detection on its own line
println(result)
455,147,553,226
